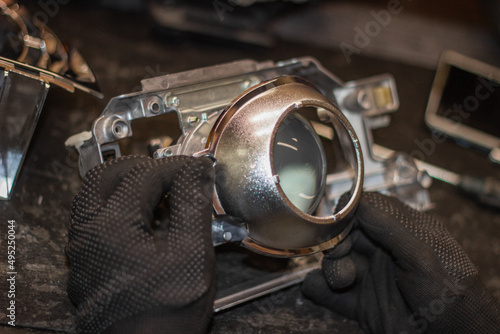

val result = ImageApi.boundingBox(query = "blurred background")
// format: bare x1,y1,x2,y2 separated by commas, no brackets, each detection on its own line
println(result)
54,0,500,68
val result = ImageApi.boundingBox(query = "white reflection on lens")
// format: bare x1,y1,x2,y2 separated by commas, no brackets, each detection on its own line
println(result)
276,142,298,151
277,164,317,212
273,112,327,214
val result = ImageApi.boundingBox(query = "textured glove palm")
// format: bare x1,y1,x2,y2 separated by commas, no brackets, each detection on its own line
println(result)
302,192,500,333
66,155,216,334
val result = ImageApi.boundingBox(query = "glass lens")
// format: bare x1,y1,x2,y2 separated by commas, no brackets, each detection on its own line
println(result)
273,111,327,213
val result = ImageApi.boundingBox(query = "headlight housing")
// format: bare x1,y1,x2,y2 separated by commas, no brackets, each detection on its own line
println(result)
67,57,401,257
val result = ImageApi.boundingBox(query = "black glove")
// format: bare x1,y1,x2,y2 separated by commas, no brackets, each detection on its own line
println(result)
302,192,500,334
66,155,216,334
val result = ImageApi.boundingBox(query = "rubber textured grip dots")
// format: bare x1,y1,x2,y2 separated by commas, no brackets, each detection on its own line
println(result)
321,193,357,289
302,192,500,334
67,155,215,334
361,192,477,281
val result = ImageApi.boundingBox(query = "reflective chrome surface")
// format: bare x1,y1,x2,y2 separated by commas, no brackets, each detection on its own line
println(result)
67,56,434,311
208,76,363,254
0,0,102,95
68,57,432,255
0,1,102,199
0,71,48,199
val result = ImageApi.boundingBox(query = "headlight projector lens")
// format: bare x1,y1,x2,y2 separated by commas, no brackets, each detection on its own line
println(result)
273,111,326,214
208,76,364,257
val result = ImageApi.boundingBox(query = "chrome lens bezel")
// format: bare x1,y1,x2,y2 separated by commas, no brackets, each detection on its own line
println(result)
207,76,364,257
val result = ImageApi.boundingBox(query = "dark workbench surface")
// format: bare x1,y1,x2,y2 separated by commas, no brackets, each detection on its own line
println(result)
1,3,499,333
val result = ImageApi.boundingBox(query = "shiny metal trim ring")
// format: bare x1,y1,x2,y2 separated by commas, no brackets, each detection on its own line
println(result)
207,76,364,257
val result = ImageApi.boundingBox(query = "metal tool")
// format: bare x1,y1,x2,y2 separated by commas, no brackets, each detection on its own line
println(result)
374,144,500,209
214,259,320,312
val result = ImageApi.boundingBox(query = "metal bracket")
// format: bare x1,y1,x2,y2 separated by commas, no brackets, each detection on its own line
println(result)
66,57,433,310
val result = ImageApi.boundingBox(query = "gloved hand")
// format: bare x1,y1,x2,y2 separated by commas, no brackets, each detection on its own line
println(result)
302,192,500,334
66,155,216,334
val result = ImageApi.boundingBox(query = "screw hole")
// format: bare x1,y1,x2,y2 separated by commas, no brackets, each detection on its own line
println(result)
150,102,160,113
112,120,129,138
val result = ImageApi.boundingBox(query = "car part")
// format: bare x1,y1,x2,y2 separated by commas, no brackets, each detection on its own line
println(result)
425,50,500,164
67,56,433,310
0,0,103,200
374,144,500,210
68,57,433,253
68,71,365,257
